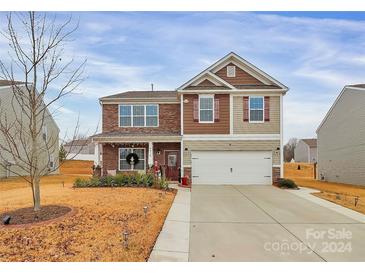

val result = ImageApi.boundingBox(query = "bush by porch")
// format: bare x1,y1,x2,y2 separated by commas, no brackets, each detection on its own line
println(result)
73,172,169,190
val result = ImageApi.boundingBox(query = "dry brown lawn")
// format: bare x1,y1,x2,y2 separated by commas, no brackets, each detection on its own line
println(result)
287,176,365,216
60,160,94,175
0,174,175,262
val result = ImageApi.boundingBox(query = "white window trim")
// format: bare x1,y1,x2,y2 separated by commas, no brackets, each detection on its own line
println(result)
249,96,265,123
118,147,146,171
198,94,214,123
119,104,159,128
227,65,236,77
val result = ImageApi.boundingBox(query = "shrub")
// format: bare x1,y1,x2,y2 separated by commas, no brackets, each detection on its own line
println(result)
142,173,154,187
73,173,159,189
99,175,115,187
153,176,168,190
277,178,298,189
74,177,100,188
114,173,128,186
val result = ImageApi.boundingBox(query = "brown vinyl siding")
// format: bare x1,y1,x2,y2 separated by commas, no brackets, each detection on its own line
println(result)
197,79,219,87
102,103,180,134
233,95,280,134
183,140,281,166
183,94,229,134
215,62,264,86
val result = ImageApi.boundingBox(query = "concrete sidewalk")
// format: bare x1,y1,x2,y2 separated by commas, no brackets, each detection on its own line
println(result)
286,187,365,223
148,186,191,262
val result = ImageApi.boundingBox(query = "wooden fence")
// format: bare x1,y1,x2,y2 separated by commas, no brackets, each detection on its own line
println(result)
284,162,316,178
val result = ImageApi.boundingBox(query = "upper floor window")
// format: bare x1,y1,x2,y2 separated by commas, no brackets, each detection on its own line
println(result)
49,155,55,170
199,95,214,123
227,65,236,77
42,126,48,141
119,104,158,127
249,96,264,122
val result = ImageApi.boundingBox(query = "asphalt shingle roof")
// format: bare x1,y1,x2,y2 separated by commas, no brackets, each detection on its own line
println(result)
0,80,25,87
301,138,317,148
100,90,178,100
348,84,365,89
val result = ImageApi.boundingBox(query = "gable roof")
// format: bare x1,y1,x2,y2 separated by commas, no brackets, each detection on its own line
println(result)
100,90,178,101
301,138,317,148
0,80,25,87
177,52,288,92
64,138,91,147
316,84,365,133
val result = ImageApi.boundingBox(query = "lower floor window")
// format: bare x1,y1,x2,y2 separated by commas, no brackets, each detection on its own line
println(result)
119,148,145,170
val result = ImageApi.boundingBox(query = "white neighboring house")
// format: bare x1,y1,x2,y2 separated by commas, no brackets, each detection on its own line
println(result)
64,138,97,161
317,84,365,185
0,80,60,178
294,139,317,163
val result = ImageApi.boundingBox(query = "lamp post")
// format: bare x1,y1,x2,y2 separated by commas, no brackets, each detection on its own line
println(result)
143,206,148,218
355,196,359,207
123,231,129,249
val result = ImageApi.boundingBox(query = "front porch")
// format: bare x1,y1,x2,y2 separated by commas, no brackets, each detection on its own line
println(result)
94,139,181,181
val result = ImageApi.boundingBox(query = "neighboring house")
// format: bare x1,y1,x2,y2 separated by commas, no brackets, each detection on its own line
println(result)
317,84,365,185
92,52,288,185
294,139,317,163
0,80,59,178
64,138,96,161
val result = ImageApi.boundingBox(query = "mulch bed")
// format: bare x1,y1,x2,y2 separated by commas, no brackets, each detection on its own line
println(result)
1,205,72,226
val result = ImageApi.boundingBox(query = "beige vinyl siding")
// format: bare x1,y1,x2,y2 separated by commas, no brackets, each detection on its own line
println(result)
0,86,59,178
183,140,280,166
233,95,280,134
318,88,365,185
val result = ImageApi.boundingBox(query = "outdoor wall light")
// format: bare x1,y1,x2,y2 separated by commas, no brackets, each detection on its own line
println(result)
183,99,189,103
157,149,161,155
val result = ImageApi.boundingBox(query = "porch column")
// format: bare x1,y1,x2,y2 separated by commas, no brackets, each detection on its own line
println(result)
148,142,153,168
94,142,100,166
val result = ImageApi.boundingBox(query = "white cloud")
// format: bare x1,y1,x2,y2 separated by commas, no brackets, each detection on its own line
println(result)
2,12,365,141
84,21,112,33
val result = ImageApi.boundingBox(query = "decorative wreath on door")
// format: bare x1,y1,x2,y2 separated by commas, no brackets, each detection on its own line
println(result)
126,152,140,166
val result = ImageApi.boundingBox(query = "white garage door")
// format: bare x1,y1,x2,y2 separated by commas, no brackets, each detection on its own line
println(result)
191,151,272,185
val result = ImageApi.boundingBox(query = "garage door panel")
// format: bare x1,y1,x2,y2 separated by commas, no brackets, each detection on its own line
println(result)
192,151,272,185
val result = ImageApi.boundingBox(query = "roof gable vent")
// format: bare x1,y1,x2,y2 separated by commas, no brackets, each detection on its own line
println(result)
227,65,236,77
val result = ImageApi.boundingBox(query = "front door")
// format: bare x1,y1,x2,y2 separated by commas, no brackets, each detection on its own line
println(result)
165,150,180,181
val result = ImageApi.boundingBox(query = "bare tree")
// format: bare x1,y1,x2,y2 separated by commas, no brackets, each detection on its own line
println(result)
0,12,86,211
283,138,298,162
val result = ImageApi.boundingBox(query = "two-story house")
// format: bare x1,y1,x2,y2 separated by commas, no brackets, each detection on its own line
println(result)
92,52,288,185
0,80,59,178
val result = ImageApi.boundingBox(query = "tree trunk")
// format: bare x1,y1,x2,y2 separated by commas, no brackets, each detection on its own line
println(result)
33,176,41,211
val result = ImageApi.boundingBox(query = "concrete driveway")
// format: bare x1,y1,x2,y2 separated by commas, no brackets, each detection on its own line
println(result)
189,185,365,261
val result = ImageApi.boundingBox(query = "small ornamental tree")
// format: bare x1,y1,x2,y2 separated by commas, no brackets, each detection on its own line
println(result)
59,144,67,163
0,12,87,211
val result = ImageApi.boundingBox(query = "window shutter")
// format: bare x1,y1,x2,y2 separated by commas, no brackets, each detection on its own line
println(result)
214,99,220,122
193,99,199,122
264,96,270,122
243,96,249,122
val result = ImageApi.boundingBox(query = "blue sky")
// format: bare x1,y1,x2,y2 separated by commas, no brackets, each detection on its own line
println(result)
1,12,365,143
